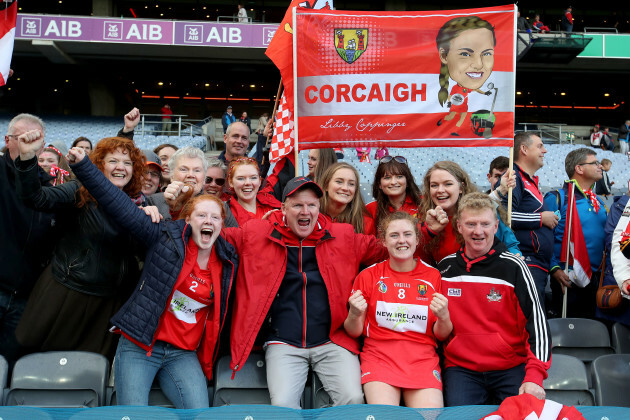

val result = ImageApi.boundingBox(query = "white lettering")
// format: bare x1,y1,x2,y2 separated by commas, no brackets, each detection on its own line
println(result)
68,21,82,37
126,24,141,40
44,20,60,37
206,27,222,42
148,24,162,40
229,27,242,43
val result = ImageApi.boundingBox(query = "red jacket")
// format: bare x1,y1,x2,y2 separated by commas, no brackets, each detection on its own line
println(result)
223,212,387,374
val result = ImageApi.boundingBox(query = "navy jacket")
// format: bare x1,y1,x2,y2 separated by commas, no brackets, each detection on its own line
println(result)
501,164,554,271
70,157,238,353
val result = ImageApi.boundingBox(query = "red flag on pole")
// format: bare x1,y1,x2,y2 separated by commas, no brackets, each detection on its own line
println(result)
0,1,18,87
560,181,592,288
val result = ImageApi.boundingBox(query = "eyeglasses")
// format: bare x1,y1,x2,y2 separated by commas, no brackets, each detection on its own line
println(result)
379,155,407,164
578,161,602,167
206,176,225,186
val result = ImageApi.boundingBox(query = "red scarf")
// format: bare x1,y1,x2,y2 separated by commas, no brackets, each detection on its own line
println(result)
583,188,600,213
49,165,69,186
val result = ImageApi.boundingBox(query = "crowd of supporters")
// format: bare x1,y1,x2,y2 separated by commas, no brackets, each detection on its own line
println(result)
1,110,629,410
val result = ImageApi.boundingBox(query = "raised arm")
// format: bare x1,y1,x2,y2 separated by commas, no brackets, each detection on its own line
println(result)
67,147,161,246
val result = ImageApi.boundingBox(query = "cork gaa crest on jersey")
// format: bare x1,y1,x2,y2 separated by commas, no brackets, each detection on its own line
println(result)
334,28,368,64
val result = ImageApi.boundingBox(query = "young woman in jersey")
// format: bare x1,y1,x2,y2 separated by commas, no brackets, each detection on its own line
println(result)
366,155,422,235
318,162,374,234
436,16,496,135
65,145,238,408
344,211,452,408
225,156,281,226
419,161,520,265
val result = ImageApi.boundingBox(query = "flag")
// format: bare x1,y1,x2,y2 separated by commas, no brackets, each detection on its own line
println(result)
265,0,332,111
266,0,332,162
269,93,294,163
560,181,592,287
0,0,17,87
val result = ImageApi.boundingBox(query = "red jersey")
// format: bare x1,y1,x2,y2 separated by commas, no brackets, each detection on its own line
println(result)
352,259,441,346
449,84,471,112
366,195,421,236
418,219,459,265
155,243,221,351
229,195,280,226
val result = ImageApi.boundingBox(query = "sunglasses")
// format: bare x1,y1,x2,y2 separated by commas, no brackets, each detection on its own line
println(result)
379,155,407,164
205,176,225,186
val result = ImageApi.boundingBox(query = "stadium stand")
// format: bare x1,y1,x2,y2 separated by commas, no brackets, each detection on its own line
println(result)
542,354,595,406
548,318,615,364
212,353,270,407
5,352,109,408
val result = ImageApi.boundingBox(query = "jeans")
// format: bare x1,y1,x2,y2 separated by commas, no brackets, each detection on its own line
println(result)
265,342,363,409
443,364,525,406
0,289,27,367
114,336,209,409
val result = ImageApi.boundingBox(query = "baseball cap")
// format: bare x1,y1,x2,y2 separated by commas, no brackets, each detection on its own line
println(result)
227,105,233,109
282,176,324,202
143,149,162,172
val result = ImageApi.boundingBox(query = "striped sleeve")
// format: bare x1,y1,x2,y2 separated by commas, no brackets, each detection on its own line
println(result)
500,252,551,386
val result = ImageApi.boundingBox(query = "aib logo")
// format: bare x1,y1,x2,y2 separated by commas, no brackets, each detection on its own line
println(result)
103,21,122,40
22,18,41,37
185,25,203,43
334,28,368,64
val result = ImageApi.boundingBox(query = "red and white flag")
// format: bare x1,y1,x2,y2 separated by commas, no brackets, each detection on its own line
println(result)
266,0,332,162
269,93,295,163
560,181,592,288
0,1,17,87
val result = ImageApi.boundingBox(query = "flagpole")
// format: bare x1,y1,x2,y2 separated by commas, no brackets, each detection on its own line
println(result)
562,181,576,318
507,146,514,227
262,79,284,166
292,6,300,177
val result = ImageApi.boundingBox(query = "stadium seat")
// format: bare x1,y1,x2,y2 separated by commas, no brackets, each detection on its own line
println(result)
612,322,630,354
310,370,333,409
5,351,109,408
68,406,181,420
548,318,615,362
591,354,630,407
0,355,7,404
212,352,270,406
542,354,594,405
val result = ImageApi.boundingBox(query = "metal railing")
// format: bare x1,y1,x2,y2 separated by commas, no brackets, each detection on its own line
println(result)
138,114,211,137
518,122,570,144
217,15,253,23
584,27,618,33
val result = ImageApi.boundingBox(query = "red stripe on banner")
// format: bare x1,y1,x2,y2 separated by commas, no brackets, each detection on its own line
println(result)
297,111,514,149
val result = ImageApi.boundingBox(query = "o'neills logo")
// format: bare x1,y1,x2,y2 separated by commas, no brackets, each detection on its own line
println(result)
305,82,426,104
335,28,368,64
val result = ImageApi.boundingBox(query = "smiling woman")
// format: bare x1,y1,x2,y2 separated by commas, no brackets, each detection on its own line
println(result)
60,151,238,409
14,136,146,360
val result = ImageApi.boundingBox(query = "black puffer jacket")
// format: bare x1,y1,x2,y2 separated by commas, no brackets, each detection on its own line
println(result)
14,156,139,297
0,153,55,296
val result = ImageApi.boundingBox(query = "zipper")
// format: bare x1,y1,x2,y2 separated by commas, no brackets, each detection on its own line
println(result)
300,239,307,347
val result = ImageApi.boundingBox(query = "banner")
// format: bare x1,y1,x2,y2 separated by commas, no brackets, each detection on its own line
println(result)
0,1,17,87
294,5,516,149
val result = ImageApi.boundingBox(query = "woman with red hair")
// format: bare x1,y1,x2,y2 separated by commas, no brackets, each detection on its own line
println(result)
62,144,238,408
14,136,146,359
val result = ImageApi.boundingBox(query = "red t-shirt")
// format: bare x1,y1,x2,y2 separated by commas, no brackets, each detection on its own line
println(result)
155,243,221,351
366,195,421,235
449,84,471,112
352,259,441,346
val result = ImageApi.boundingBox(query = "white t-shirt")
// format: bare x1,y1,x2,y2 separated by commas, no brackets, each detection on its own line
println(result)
238,8,248,23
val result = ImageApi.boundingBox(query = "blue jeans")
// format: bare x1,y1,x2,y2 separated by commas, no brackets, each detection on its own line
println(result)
0,289,27,367
443,364,525,406
114,336,209,409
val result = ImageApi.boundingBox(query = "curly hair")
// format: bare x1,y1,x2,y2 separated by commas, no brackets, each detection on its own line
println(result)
371,157,422,231
76,137,146,208
420,161,477,252
436,16,496,106
319,162,368,233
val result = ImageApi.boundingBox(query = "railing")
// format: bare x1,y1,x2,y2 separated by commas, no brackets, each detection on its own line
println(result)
217,15,253,23
584,27,618,33
518,122,570,144
138,114,211,137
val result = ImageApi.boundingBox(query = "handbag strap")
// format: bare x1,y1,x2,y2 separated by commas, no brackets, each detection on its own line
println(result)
599,249,607,288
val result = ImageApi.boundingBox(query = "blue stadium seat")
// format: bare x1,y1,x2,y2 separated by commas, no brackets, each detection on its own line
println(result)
195,405,301,420
6,351,109,408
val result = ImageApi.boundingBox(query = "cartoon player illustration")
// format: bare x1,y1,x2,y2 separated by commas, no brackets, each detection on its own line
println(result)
435,16,496,136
